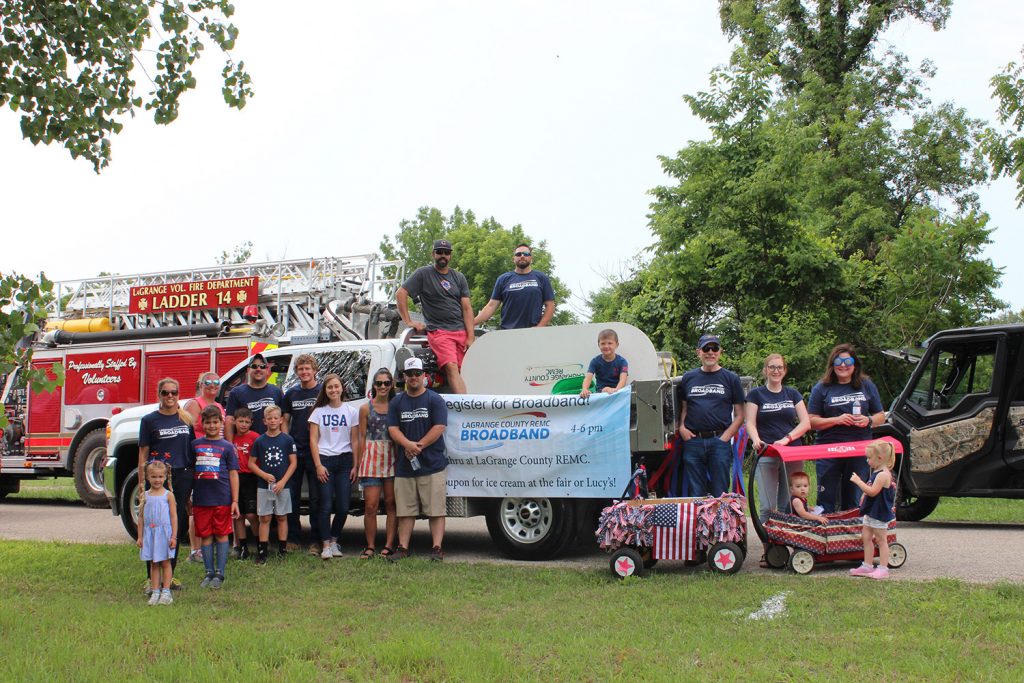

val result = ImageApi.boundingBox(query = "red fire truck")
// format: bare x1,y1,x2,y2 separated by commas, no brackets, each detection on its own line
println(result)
0,254,404,507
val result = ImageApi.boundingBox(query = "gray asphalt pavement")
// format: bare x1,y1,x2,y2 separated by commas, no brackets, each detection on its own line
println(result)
2,497,1022,583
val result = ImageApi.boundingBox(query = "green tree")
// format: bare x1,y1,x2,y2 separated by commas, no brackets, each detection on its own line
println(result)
591,1,1002,400
0,1,251,172
216,240,253,265
983,46,1024,207
0,272,64,428
380,206,578,327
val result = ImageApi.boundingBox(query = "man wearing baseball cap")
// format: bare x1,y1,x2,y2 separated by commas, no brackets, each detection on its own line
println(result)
225,352,286,441
676,334,745,497
396,238,475,394
387,357,449,561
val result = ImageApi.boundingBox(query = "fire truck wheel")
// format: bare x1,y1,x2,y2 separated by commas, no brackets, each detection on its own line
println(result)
119,470,141,539
73,429,110,509
485,497,577,561
609,547,646,579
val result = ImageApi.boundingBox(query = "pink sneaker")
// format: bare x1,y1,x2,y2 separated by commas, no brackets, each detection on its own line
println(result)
868,566,890,580
849,564,874,577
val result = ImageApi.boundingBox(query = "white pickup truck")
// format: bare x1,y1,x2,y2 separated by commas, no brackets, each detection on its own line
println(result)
103,323,678,560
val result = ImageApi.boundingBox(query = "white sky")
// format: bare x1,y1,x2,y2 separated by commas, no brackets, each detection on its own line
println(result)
2,1,1021,319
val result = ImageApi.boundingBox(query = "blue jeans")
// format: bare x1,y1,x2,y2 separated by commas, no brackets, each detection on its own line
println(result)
682,436,732,497
317,453,353,542
816,455,869,513
754,457,804,519
287,454,321,542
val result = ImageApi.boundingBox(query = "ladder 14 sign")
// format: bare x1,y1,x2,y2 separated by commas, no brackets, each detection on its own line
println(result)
129,277,260,314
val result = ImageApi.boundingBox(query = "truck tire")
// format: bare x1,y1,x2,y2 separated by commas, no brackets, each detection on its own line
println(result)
485,497,577,561
119,469,142,539
895,491,939,522
73,429,110,509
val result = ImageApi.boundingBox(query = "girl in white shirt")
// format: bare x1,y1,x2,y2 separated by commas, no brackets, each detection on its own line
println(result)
308,374,362,560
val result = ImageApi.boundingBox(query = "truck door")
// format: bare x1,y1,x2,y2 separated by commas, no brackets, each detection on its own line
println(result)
1003,347,1024,472
891,332,1006,494
24,361,64,461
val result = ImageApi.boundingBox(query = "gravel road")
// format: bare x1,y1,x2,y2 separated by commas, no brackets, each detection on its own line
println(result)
2,497,1022,583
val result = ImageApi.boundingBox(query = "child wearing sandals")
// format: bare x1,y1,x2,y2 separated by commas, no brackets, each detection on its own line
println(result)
849,440,897,580
356,368,398,559
138,460,178,605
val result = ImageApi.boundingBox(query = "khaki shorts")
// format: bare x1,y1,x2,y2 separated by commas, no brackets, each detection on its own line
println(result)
395,470,447,517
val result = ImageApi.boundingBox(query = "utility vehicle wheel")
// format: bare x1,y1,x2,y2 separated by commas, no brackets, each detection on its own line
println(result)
485,497,577,561
119,469,141,539
73,429,110,508
708,542,744,574
895,491,939,522
764,543,790,569
789,549,815,575
610,547,646,579
888,542,908,569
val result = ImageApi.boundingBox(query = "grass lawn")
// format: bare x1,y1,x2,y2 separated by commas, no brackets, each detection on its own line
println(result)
1,541,1022,681
7,478,80,502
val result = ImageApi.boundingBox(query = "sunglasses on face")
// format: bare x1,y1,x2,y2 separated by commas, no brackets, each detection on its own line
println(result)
160,390,178,397
514,251,531,257
766,365,785,371
405,370,424,377
434,250,452,256
250,363,268,370
203,379,220,386
374,380,392,387
833,357,856,367
701,344,720,353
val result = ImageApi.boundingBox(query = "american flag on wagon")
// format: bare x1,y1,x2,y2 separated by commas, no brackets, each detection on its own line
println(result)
651,502,695,561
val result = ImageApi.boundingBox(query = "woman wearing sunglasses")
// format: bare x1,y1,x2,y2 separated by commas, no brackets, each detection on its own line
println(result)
183,372,226,559
807,344,885,513
355,368,399,559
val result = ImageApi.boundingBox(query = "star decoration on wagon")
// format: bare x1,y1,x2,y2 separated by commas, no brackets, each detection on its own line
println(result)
615,556,635,576
714,549,735,570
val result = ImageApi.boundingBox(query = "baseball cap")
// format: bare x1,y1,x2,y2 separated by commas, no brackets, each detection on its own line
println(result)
697,334,721,349
433,239,453,251
404,357,424,372
249,352,267,363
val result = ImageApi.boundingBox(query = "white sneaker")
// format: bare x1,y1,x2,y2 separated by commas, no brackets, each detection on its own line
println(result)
148,590,160,606
330,542,343,558
320,545,332,560
158,589,173,605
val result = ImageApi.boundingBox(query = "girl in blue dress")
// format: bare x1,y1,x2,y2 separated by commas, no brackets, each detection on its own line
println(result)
137,461,179,605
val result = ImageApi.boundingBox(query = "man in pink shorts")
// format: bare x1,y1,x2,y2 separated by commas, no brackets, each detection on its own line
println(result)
396,239,474,394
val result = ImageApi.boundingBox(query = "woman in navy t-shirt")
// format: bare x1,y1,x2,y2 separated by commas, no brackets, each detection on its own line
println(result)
807,344,885,513
745,354,810,524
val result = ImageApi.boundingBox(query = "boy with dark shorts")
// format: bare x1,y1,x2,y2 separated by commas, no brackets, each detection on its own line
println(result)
231,407,260,559
191,405,240,588
249,406,297,564
580,328,629,398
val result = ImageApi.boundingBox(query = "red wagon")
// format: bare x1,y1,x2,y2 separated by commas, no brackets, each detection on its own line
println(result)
747,437,908,575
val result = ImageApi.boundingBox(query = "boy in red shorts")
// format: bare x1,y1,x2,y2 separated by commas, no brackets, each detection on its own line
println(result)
192,405,240,588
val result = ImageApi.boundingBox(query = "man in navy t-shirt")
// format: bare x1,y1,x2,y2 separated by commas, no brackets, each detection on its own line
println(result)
282,353,322,546
474,243,556,330
387,357,449,561
225,352,285,440
676,334,745,497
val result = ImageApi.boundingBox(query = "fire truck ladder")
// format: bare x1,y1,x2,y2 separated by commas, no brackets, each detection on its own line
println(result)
48,255,406,342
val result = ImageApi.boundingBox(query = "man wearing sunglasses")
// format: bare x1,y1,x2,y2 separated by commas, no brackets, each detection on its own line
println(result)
474,242,556,330
397,238,475,394
676,334,745,497
225,352,285,441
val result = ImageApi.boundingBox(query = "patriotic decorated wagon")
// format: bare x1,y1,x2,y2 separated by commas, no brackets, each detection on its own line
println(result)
596,492,748,578
748,438,908,575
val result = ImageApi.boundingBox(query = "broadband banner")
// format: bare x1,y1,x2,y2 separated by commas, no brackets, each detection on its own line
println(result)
443,388,632,497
